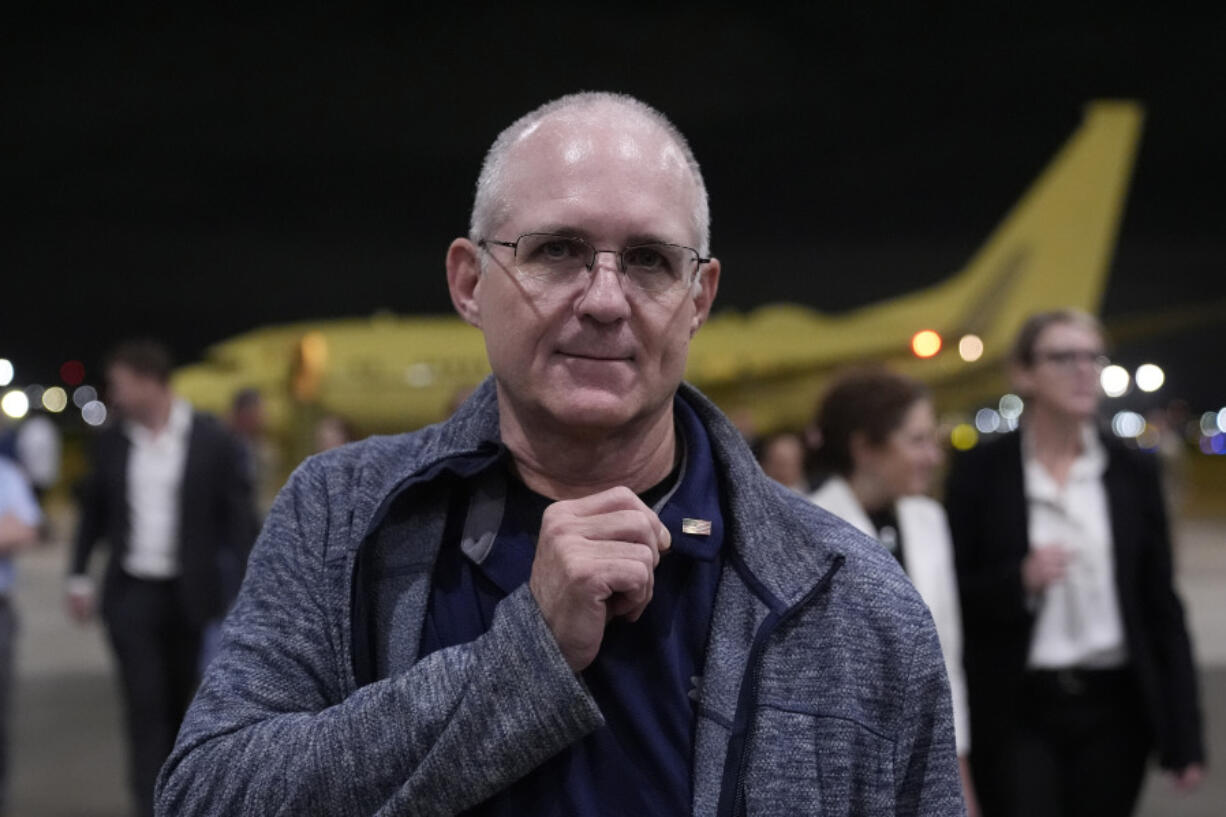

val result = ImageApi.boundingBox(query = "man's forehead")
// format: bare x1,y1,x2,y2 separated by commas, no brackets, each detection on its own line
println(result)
507,106,691,181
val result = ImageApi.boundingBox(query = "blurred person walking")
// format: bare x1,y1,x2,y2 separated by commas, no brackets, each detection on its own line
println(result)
0,455,40,815
67,340,256,817
14,413,61,505
946,309,1204,817
227,387,279,519
754,430,809,493
809,368,978,815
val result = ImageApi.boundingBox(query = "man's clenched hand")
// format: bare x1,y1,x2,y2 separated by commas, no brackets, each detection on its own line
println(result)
529,487,671,672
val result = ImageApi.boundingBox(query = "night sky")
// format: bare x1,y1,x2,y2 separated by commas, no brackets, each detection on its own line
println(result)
4,7,1224,414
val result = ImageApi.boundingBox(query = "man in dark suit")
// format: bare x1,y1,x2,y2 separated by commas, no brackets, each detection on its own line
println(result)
67,340,255,817
945,309,1204,817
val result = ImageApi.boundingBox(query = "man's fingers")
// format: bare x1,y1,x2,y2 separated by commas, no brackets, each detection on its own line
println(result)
598,556,655,619
566,510,669,556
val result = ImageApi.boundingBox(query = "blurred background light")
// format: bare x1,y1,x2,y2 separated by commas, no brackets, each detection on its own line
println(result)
73,385,97,408
911,330,942,358
1201,412,1221,437
0,359,12,387
42,386,68,413
1111,410,1146,438
1200,433,1226,456
958,334,984,362
950,423,979,450
974,408,1001,433
1100,364,1130,397
23,384,45,404
1,390,30,420
60,360,86,386
405,362,435,387
998,393,1024,420
1217,407,1226,434
1136,424,1161,450
1134,363,1165,393
81,400,108,427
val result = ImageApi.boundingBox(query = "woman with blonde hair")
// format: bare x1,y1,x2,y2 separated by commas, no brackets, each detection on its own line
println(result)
946,309,1204,816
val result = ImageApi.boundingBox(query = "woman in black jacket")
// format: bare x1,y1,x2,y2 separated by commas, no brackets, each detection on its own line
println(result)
945,309,1204,817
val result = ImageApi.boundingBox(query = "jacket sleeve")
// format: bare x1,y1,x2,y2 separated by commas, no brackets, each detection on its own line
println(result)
944,451,1030,628
69,438,108,577
892,613,967,817
1134,455,1205,769
155,460,605,817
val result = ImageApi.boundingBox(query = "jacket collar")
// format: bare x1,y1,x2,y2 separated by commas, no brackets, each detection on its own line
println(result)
363,377,845,610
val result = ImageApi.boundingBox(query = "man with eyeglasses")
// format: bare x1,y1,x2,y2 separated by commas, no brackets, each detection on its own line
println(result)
157,92,962,816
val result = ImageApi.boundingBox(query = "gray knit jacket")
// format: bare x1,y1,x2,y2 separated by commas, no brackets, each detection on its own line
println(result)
156,381,963,816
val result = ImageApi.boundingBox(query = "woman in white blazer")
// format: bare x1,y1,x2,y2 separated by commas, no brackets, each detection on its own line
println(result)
809,368,977,815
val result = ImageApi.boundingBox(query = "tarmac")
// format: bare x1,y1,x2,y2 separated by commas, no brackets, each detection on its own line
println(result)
6,514,1224,816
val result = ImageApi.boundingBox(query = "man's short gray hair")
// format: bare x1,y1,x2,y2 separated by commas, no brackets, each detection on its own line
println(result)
469,91,711,256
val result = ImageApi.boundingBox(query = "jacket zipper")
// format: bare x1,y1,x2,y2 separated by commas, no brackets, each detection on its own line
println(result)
717,554,845,817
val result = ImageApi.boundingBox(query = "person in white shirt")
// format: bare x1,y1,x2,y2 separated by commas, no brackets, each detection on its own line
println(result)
809,367,978,816
946,309,1204,817
67,340,255,817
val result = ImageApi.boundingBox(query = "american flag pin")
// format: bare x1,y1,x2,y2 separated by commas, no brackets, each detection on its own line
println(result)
682,518,712,536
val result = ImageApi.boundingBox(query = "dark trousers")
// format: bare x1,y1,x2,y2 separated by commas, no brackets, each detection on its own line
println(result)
978,667,1151,817
105,574,202,817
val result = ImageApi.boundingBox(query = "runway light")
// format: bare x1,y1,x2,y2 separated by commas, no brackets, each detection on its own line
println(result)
951,423,979,451
60,360,86,386
42,386,68,413
1135,364,1165,393
958,334,984,362
974,408,1001,434
81,400,107,427
999,394,1024,420
1100,365,1130,398
1,390,30,420
911,330,942,359
0,359,12,387
1111,411,1146,439
73,385,97,408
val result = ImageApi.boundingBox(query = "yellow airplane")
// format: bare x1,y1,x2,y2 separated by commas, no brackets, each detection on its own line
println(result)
174,101,1145,454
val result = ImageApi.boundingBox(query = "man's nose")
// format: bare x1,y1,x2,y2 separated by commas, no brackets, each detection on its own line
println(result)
575,253,632,322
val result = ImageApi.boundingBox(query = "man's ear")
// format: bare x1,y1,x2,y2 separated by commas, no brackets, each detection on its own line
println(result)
689,257,721,337
446,238,483,328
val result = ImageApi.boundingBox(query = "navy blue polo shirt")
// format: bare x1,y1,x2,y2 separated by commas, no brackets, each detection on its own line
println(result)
419,397,725,816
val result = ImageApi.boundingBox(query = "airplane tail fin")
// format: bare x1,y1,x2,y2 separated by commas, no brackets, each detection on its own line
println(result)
863,100,1145,361
689,101,1146,428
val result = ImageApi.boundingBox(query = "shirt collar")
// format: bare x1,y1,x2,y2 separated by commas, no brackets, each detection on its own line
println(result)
652,396,724,562
463,394,725,594
125,398,192,445
1022,421,1107,499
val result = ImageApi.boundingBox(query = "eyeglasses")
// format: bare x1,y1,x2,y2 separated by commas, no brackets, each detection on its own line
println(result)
478,232,709,297
1034,349,1110,370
